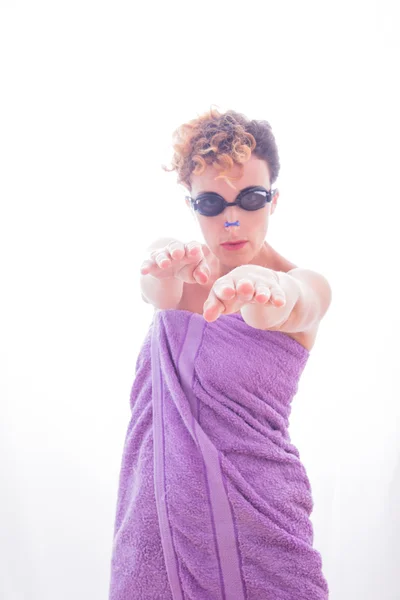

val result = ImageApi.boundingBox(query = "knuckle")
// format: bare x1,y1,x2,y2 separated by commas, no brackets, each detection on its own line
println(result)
156,253,169,265
151,247,166,258
258,285,270,294
168,240,181,250
272,284,284,293
186,241,201,253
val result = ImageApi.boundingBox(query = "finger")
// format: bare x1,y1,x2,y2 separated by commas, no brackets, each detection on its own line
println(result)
166,241,185,261
203,290,226,322
154,251,173,269
269,285,286,306
185,241,204,261
235,279,256,302
212,278,236,301
202,244,211,258
140,258,156,275
254,283,272,304
193,259,210,285
149,247,174,269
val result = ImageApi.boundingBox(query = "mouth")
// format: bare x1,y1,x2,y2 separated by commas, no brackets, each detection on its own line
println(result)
220,240,248,251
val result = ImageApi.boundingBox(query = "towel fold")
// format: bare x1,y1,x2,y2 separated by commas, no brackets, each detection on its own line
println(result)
109,309,329,599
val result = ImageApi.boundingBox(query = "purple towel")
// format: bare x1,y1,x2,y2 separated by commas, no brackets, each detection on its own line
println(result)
109,309,329,600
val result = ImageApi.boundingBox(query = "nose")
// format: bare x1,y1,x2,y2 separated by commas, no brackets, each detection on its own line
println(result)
223,201,241,225
224,220,240,228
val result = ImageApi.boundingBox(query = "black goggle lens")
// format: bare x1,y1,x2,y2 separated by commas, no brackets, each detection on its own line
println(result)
194,188,270,216
196,195,224,216
241,189,268,210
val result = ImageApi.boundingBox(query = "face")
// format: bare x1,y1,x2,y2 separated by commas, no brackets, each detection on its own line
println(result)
186,155,279,272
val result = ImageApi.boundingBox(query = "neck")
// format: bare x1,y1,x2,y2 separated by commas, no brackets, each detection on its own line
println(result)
250,241,276,269
213,242,277,278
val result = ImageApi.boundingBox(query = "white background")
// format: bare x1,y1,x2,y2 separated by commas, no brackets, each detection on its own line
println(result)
1,1,399,598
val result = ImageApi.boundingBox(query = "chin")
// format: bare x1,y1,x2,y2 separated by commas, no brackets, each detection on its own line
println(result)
217,246,254,264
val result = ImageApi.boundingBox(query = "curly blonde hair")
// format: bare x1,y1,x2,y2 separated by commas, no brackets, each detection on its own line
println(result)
162,105,280,191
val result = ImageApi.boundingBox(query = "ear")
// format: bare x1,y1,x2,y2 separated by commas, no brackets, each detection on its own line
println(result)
270,189,279,215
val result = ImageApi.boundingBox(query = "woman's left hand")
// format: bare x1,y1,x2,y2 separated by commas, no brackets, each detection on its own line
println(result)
203,264,286,323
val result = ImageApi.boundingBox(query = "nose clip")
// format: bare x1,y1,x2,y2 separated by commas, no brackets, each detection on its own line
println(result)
224,220,240,228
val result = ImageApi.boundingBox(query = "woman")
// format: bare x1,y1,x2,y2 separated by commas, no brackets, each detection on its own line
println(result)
108,108,332,599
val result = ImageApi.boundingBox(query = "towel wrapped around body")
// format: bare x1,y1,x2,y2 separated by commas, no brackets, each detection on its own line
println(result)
109,309,329,599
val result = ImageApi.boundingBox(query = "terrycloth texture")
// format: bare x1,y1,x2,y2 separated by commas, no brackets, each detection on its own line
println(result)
109,309,329,600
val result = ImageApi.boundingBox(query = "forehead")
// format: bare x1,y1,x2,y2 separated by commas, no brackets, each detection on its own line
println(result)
190,155,271,196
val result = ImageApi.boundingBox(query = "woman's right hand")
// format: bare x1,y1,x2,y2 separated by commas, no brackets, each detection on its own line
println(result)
140,239,211,285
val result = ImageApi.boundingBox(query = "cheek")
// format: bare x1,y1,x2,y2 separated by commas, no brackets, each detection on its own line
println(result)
258,220,268,236
247,211,267,233
254,209,269,230
247,218,268,248
198,216,219,240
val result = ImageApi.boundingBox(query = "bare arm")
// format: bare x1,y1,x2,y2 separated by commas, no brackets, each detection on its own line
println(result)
241,269,332,333
140,237,184,310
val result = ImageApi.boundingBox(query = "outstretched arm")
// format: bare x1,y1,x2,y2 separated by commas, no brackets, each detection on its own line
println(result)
242,268,332,333
203,264,332,332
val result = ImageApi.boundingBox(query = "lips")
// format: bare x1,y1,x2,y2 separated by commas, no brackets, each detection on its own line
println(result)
221,240,247,246
221,240,248,250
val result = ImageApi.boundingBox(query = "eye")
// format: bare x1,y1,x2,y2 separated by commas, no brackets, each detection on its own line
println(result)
201,196,219,207
197,194,223,214
242,190,267,209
